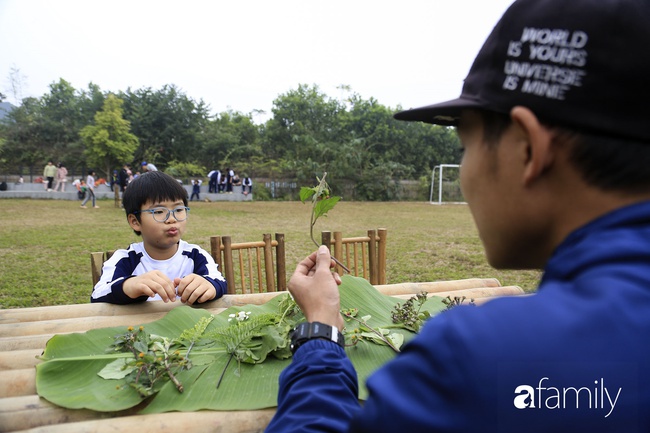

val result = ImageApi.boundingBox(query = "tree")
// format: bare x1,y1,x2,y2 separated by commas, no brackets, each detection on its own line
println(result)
1,96,45,167
39,79,86,165
263,84,346,163
199,110,263,170
120,85,211,168
80,94,138,178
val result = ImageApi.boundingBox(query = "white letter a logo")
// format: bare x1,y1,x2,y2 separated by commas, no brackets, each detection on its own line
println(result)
514,385,535,409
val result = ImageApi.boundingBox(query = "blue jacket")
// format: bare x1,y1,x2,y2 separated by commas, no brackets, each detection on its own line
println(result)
267,201,650,433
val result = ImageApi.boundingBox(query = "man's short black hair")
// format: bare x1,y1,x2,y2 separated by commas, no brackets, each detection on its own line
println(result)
122,171,188,235
478,110,650,193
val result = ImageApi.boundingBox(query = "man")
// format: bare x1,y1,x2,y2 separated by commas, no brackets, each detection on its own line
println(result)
117,164,131,193
141,161,157,172
267,0,650,432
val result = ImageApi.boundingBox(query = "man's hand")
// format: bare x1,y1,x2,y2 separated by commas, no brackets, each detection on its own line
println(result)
122,270,176,302
175,274,216,304
289,245,344,331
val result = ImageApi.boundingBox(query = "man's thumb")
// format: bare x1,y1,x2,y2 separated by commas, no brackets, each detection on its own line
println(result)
317,244,331,266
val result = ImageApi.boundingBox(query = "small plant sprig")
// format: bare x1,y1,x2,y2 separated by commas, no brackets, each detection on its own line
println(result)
177,314,215,361
442,295,476,310
104,326,188,396
208,312,284,388
391,291,431,332
342,308,403,353
299,172,350,273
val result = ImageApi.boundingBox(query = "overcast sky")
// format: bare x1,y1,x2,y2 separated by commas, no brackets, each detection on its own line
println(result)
0,0,514,122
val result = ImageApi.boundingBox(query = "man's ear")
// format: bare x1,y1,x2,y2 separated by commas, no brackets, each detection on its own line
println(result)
127,214,141,232
510,106,556,186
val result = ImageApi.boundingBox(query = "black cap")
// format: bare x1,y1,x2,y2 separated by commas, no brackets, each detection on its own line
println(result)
395,0,650,142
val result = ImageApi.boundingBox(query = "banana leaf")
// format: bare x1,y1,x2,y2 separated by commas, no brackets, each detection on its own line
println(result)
35,276,446,413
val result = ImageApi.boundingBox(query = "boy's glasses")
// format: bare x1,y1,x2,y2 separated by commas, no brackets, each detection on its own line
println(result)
134,206,190,222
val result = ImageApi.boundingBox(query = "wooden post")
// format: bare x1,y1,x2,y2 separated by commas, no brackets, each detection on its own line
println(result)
262,233,275,292
275,233,286,291
377,228,388,285
367,229,378,285
210,236,222,269
222,236,236,294
333,231,344,275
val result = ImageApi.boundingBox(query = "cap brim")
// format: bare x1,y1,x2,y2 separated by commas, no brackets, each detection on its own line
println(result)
393,96,485,126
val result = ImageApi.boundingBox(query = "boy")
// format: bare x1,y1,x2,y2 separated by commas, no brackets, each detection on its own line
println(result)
91,171,227,304
267,0,650,432
190,179,201,201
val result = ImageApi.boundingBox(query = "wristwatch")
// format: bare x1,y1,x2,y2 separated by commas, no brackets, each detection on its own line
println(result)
290,321,345,354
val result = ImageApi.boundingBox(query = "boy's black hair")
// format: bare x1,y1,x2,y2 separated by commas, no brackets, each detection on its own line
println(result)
122,171,188,235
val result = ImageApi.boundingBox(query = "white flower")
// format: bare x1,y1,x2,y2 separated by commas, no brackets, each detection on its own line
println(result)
229,311,251,323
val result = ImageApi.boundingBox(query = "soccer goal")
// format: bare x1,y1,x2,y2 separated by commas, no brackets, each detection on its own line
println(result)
429,164,466,205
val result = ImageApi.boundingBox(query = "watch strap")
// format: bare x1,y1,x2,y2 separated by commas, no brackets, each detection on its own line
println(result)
290,321,345,354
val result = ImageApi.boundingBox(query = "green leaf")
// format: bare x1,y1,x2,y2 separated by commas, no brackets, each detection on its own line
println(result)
97,358,136,380
313,196,341,219
386,333,404,350
299,186,317,203
36,276,446,414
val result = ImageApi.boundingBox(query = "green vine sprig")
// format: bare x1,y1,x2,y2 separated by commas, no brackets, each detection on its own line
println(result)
103,326,188,396
342,308,403,353
299,172,350,273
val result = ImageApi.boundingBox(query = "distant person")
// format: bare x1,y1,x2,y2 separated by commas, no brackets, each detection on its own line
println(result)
73,178,86,200
117,164,131,193
219,171,227,193
266,0,650,432
53,163,68,192
226,167,234,193
80,170,99,208
190,179,201,201
141,161,158,172
208,169,221,193
242,175,253,195
90,171,227,305
110,170,119,191
43,160,56,191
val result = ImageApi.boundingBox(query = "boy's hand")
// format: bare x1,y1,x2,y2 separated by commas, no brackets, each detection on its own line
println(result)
174,274,216,305
122,270,177,302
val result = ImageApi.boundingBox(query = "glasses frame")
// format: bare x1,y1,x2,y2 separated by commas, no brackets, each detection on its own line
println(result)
134,206,190,223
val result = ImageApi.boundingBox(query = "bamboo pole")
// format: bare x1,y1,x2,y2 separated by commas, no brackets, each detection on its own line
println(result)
374,278,501,296
0,369,35,398
0,395,137,432
0,404,275,433
391,285,525,301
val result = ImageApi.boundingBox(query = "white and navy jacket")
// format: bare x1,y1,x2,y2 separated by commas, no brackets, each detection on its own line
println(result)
91,240,227,304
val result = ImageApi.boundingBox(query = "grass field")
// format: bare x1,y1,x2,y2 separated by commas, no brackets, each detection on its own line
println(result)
0,198,542,308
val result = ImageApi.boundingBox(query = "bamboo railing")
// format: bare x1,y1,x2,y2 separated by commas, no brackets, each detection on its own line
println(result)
0,278,525,432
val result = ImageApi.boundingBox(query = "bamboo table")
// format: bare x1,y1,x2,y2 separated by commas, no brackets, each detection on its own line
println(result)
0,279,524,433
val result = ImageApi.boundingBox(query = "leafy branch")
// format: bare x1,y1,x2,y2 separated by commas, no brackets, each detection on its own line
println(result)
342,308,403,353
299,172,350,273
102,326,188,397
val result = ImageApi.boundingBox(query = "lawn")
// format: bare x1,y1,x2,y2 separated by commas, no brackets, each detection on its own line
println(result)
0,198,541,308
